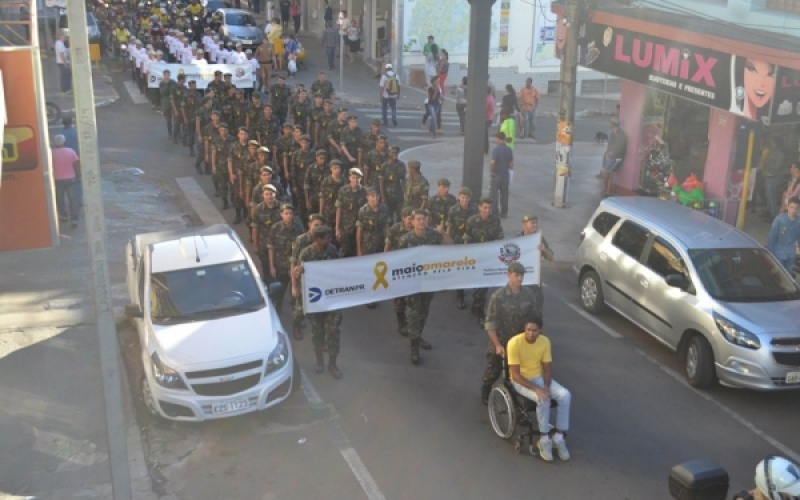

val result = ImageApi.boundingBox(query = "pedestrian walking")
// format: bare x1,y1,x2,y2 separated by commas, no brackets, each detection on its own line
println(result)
251,184,282,276
767,196,800,274
455,77,467,135
500,83,519,121
385,206,414,336
436,48,449,94
363,134,388,190
321,21,339,71
319,159,345,227
489,132,513,218
51,135,81,228
762,136,788,219
422,76,442,137
499,110,516,150
293,225,345,379
485,86,495,155
279,0,291,32
346,19,361,63
481,261,539,404
55,31,72,93
601,117,628,197
290,0,301,33
518,77,540,139
379,63,399,127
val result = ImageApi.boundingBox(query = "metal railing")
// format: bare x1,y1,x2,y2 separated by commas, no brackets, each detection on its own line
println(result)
0,0,35,46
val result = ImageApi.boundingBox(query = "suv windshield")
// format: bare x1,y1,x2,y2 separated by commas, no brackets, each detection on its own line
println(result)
689,248,800,302
150,261,265,324
226,12,256,26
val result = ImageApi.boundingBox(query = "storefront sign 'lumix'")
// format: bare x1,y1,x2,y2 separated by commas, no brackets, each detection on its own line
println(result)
580,23,733,110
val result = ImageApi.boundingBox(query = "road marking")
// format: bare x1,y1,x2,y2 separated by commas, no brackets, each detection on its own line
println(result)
546,281,800,463
123,81,150,105
177,176,387,500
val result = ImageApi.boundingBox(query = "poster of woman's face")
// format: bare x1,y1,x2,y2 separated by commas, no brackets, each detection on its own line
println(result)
731,56,777,122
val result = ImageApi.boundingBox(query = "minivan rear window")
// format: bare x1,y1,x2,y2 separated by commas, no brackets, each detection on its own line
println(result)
611,221,648,259
592,212,620,237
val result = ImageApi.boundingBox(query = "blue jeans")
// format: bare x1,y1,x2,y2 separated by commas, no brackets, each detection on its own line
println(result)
59,64,72,92
381,97,397,125
55,178,79,223
489,174,509,215
426,102,440,133
512,377,571,434
325,47,335,69
778,255,796,274
765,174,785,217
521,109,535,137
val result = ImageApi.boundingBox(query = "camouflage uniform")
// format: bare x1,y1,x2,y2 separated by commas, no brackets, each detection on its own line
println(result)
228,141,251,214
428,193,457,229
314,111,335,149
291,230,315,332
325,120,347,159
268,219,304,312
335,184,367,257
291,97,312,132
250,179,286,207
363,148,389,189
357,203,390,255
464,213,505,315
231,98,247,130
171,83,187,143
273,133,294,184
304,162,328,215
269,83,291,123
481,285,538,399
386,215,412,336
290,148,314,220
251,201,281,277
158,78,176,137
319,175,344,228
297,243,343,355
210,132,233,204
245,101,262,130
519,231,553,314
310,79,334,100
379,159,406,221
448,201,478,305
257,115,280,150
339,126,363,168
182,90,201,153
404,174,430,209
398,228,445,362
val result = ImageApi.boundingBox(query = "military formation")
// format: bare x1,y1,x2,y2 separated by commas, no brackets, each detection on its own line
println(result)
148,67,552,384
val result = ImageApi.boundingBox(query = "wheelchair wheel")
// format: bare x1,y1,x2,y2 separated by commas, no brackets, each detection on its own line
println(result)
488,386,516,440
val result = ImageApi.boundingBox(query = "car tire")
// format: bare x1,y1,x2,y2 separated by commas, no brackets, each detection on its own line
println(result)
685,335,715,388
580,270,606,314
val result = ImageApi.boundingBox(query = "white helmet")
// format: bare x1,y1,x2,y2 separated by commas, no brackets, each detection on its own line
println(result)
756,456,800,500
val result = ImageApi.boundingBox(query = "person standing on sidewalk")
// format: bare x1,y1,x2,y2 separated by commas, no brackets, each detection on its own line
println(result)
346,19,361,63
321,21,339,71
279,0,291,32
422,35,439,82
489,132,512,218
455,76,467,135
767,196,800,274
436,48,449,94
601,117,627,197
290,0,301,33
379,64,399,127
485,86,496,155
51,135,81,228
55,31,72,93
422,76,442,138
518,78,539,139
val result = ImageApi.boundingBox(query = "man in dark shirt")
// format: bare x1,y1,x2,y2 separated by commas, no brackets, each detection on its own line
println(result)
489,132,513,218
601,117,628,197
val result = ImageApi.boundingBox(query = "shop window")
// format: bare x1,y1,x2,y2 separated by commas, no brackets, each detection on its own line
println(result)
765,0,800,14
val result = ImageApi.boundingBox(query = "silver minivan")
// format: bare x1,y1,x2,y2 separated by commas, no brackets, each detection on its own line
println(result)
576,197,800,391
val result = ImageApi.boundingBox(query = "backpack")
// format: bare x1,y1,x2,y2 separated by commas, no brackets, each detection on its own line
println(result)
385,74,399,96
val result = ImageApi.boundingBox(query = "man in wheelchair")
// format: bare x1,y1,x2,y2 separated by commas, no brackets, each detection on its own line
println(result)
507,317,572,462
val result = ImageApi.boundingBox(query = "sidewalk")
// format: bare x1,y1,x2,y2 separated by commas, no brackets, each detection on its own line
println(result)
41,53,119,117
399,140,607,266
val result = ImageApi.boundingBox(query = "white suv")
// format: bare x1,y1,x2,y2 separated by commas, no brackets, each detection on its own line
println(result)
124,224,297,421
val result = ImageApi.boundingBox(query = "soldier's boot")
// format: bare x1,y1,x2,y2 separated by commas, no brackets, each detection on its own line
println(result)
418,337,432,350
292,323,304,340
222,195,229,210
410,339,420,365
213,180,220,196
328,355,342,380
366,302,377,309
232,207,243,224
481,384,492,406
395,312,407,337
314,350,325,374
456,290,466,310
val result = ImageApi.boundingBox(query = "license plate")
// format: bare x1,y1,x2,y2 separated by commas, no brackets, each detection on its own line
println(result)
242,40,252,45
213,398,250,414
786,372,800,384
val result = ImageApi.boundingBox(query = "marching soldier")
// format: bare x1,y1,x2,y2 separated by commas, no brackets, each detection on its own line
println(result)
385,206,414,336
207,69,224,96
448,187,478,309
464,197,505,322
158,69,176,139
314,99,335,151
194,97,214,175
182,80,201,156
257,104,280,157
361,119,383,154
363,134,388,190
293,225,344,379
398,209,451,364
335,168,367,257
251,164,285,221
520,214,553,315
251,184,281,277
243,139,261,216
290,134,314,222
304,149,329,217
290,214,324,340
245,91,263,130
203,110,222,180
227,126,251,224
171,74,187,144
273,124,294,189
210,122,233,208
340,114,363,169
356,187,391,308
290,87,312,133
268,203,304,313
404,160,429,210
481,261,539,404
427,178,457,230
319,159,344,228
231,89,247,130
270,74,291,124
325,107,348,160
379,146,406,222
310,70,335,100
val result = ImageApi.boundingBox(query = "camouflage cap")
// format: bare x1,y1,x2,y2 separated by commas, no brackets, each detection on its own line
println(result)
401,206,414,217
280,203,295,211
337,107,348,113
371,118,381,125
376,134,387,141
300,134,311,141
389,145,400,152
458,186,472,196
282,123,293,129
259,165,274,173
218,122,229,129
315,148,329,156
437,178,451,186
507,262,526,275
478,196,494,205
247,140,260,147
348,167,364,177
521,214,538,223
411,209,429,218
330,159,343,167
210,110,221,116
312,225,332,236
263,184,278,193
308,213,324,223
251,91,262,98
407,160,421,170
258,147,271,155
366,187,379,196
347,114,358,121
238,126,249,133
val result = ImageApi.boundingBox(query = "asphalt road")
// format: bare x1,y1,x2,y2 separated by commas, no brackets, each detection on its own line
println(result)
94,77,800,500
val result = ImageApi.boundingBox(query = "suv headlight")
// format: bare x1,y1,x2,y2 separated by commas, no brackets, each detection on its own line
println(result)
151,353,187,389
266,333,289,375
714,314,761,350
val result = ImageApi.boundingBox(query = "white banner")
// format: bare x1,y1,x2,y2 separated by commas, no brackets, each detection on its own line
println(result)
302,234,541,313
45,0,67,7
147,63,253,89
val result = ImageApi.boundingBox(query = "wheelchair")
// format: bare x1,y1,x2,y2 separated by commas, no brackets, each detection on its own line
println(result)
487,356,557,455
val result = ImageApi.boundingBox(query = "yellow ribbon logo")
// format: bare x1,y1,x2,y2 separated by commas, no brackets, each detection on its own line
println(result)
372,261,389,290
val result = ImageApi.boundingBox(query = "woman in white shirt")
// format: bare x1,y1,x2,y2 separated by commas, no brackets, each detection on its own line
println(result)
346,19,360,63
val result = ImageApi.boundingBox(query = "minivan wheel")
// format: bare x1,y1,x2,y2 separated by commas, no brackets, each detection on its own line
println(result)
580,271,606,314
685,335,715,388
140,376,161,417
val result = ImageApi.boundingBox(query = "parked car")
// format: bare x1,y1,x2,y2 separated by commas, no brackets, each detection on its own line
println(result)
215,8,263,47
576,196,800,391
124,224,297,421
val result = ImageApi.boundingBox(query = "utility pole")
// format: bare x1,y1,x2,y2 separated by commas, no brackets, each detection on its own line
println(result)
66,1,132,499
339,29,344,92
553,0,580,208
462,0,496,198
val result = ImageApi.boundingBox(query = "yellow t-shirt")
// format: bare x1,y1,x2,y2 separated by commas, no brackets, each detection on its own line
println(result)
507,333,552,380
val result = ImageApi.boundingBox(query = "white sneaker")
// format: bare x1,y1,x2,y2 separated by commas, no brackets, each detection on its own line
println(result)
553,435,570,461
537,438,553,462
